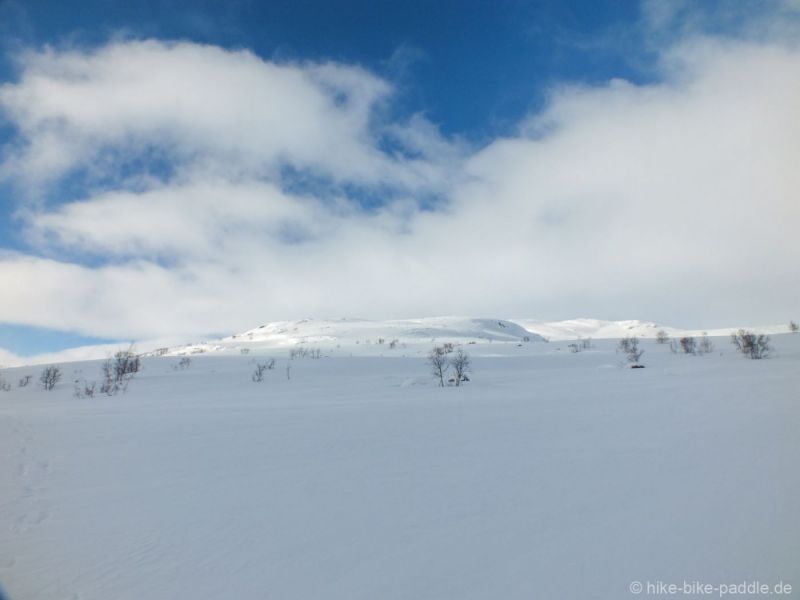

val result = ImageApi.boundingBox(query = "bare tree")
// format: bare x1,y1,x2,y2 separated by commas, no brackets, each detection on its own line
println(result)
731,329,772,359
698,333,714,354
428,346,449,387
625,337,645,367
449,349,471,386
100,360,115,395
73,378,97,399
252,363,269,382
18,375,32,388
113,347,141,377
790,320,799,333
656,330,669,344
39,365,62,391
290,347,321,360
679,337,697,355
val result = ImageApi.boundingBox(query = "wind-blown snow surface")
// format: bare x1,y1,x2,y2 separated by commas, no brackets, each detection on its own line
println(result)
1,335,799,599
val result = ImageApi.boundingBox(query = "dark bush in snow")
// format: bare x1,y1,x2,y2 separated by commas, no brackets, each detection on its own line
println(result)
697,333,714,355
428,346,449,387
450,348,471,386
39,365,62,391
679,337,697,355
100,349,141,396
114,349,141,377
430,346,472,386
290,347,321,359
731,330,772,359
73,379,97,399
252,363,267,382
619,337,644,367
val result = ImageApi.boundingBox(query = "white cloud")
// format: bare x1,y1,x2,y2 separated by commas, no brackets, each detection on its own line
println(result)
0,40,453,192
1,31,799,340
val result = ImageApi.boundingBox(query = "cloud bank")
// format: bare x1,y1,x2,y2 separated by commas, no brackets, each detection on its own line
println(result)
1,28,798,340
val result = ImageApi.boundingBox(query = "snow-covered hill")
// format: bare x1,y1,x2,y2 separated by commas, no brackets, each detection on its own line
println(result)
2,317,795,366
148,316,795,358
151,317,544,357
512,318,794,341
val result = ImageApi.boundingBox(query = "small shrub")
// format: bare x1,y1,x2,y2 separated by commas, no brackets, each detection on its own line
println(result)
73,379,97,399
39,365,62,391
113,349,141,377
252,363,268,382
568,343,581,353
289,347,320,359
100,349,140,396
18,375,32,388
449,349,471,386
697,333,714,354
790,321,799,333
0,373,10,392
679,337,696,355
656,330,669,344
731,329,772,359
175,357,192,370
428,346,449,387
619,337,644,367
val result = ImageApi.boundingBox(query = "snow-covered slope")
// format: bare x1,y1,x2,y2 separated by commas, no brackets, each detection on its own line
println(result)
1,335,798,600
3,317,793,366
152,317,544,356
511,317,793,341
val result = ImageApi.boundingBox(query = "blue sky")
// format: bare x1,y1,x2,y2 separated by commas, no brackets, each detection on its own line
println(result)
0,0,650,139
0,0,798,357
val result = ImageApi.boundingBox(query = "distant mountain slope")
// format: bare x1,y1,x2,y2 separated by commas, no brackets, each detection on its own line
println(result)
5,317,794,365
152,317,544,356
510,318,793,341
509,318,663,341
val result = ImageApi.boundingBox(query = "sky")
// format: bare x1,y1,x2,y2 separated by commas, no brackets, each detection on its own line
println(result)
0,0,798,357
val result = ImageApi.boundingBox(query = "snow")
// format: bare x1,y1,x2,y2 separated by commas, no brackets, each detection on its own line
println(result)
2,317,795,366
158,317,544,357
1,331,799,600
512,317,795,341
